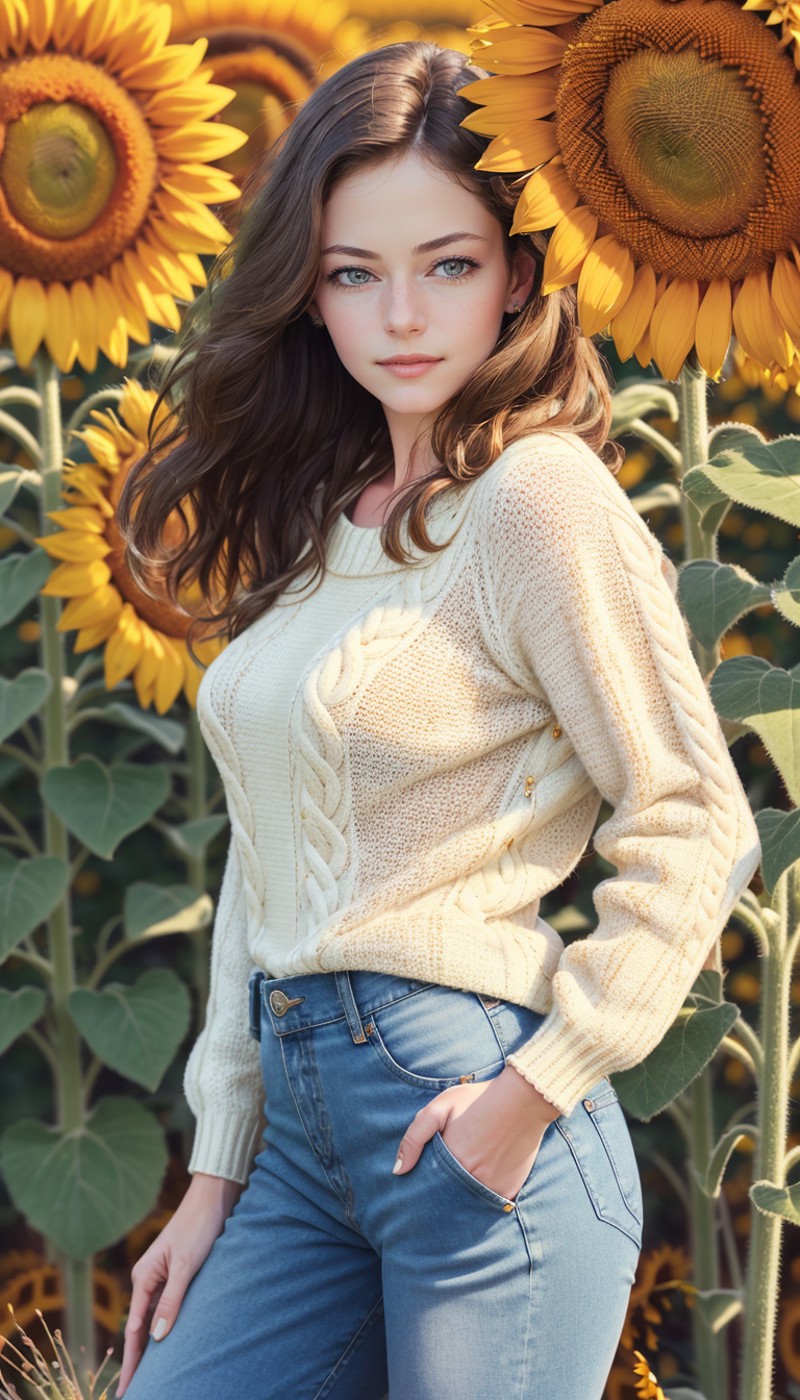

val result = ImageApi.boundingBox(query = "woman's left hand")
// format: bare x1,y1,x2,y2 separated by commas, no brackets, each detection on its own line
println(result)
391,1064,562,1202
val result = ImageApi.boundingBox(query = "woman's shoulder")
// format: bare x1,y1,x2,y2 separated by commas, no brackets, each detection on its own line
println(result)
480,427,628,528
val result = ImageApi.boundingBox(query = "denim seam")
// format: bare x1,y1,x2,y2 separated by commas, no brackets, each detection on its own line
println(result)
312,1292,385,1400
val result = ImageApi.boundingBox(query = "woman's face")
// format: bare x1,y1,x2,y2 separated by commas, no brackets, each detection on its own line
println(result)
309,149,536,426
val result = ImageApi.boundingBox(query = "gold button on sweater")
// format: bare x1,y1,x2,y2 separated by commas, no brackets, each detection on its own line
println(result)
184,429,761,1184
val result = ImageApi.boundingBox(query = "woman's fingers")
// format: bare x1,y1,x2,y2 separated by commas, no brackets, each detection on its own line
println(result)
116,1260,165,1396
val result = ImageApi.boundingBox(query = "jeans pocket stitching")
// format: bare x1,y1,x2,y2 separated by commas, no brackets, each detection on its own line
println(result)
366,1020,504,1089
555,1113,643,1247
431,1130,512,1210
588,1106,644,1227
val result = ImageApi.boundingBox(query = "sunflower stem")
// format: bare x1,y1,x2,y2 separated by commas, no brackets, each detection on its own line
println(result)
32,348,97,1388
675,361,732,1400
739,866,794,1400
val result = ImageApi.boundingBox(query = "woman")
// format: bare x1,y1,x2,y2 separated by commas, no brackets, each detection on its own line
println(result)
114,40,761,1400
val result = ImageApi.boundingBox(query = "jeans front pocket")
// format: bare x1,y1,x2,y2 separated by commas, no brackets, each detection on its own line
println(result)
430,1127,518,1211
555,1083,643,1248
365,982,506,1090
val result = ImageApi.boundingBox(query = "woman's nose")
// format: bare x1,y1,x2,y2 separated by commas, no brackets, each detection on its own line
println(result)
382,279,426,336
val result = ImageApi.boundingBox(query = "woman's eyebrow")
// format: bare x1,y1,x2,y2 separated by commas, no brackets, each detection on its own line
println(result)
321,232,487,257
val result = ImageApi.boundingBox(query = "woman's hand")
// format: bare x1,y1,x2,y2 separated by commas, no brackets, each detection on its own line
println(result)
115,1172,243,1397
391,1064,562,1202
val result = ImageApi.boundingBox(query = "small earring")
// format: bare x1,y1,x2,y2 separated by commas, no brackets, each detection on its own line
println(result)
512,302,521,314
310,313,325,328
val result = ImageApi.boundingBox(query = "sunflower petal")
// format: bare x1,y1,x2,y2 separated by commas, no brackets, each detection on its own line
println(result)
541,205,598,292
0,267,13,334
650,278,700,381
73,616,120,650
460,73,559,133
576,233,635,337
472,27,568,75
45,507,107,532
40,558,112,597
489,0,599,24
475,119,559,172
511,156,579,233
694,279,732,380
771,253,800,343
44,283,78,373
8,277,47,367
92,273,129,367
34,530,111,562
104,604,145,688
154,634,185,714
117,38,208,89
732,270,794,372
154,120,248,163
59,583,122,630
610,263,657,361
70,280,98,374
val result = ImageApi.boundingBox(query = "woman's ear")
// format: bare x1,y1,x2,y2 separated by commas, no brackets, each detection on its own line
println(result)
504,248,538,314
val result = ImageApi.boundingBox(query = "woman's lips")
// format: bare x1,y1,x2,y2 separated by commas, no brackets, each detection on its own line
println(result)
378,359,443,377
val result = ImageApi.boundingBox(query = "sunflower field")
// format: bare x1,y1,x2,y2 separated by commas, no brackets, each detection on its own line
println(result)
0,0,799,1396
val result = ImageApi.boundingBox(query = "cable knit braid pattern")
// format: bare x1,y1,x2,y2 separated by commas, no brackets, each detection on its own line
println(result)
182,429,761,1183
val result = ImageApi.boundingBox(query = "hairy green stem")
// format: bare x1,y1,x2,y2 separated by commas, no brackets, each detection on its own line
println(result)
739,866,794,1399
33,349,96,1384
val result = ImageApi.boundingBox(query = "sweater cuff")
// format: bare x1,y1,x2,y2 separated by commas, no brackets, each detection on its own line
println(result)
187,1106,264,1186
504,1010,614,1118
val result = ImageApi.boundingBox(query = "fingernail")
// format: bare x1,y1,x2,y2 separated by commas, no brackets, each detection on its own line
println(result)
392,1156,403,1174
152,1316,167,1340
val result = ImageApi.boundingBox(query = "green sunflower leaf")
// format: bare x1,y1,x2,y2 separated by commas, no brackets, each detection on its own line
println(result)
41,755,170,859
69,969,190,1091
0,1096,167,1258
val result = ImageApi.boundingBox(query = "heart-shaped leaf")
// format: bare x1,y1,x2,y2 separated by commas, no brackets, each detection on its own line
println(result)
699,429,800,526
41,756,170,859
770,554,800,629
0,987,46,1055
752,808,800,899
0,1096,167,1257
0,549,53,628
678,560,771,651
0,850,70,960
750,1179,800,1225
162,815,229,862
100,703,185,755
69,969,190,1091
124,882,213,940
710,656,800,805
612,1001,739,1121
0,668,52,744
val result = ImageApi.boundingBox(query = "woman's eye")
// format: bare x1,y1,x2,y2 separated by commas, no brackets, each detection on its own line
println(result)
327,266,373,287
436,257,476,278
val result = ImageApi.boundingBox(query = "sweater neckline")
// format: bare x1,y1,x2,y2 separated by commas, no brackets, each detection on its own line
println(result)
323,479,474,578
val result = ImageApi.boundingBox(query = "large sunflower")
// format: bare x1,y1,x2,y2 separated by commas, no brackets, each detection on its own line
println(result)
33,379,226,714
0,0,246,373
461,0,800,380
167,0,362,183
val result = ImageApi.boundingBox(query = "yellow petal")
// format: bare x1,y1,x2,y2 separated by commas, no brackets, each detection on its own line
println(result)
541,205,598,292
143,81,237,125
59,584,122,630
489,0,598,23
732,270,794,372
510,156,579,234
771,253,800,344
134,237,194,301
34,530,111,562
610,263,657,361
459,73,559,132
45,506,106,532
694,279,732,380
154,634,185,714
44,283,78,373
92,273,128,367
0,267,12,333
154,120,248,163
70,279,98,374
650,278,700,381
39,558,112,597
471,28,568,75
576,233,635,337
9,277,47,368
104,605,145,688
109,261,151,345
73,616,120,650
117,38,208,89
475,119,559,173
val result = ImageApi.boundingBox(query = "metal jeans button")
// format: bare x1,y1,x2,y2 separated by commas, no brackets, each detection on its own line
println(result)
269,989,304,1016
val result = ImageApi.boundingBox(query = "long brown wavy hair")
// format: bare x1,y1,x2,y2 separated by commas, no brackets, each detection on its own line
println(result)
116,39,624,665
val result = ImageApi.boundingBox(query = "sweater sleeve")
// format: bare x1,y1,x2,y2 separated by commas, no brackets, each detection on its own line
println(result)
183,831,265,1183
488,436,762,1115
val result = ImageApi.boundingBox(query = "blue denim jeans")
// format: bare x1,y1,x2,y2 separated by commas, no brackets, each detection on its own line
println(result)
124,968,643,1399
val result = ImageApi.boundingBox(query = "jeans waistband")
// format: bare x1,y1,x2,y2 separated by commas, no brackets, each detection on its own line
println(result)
249,967,450,1044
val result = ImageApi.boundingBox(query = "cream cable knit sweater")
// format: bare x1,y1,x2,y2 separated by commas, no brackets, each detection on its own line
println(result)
184,428,761,1184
